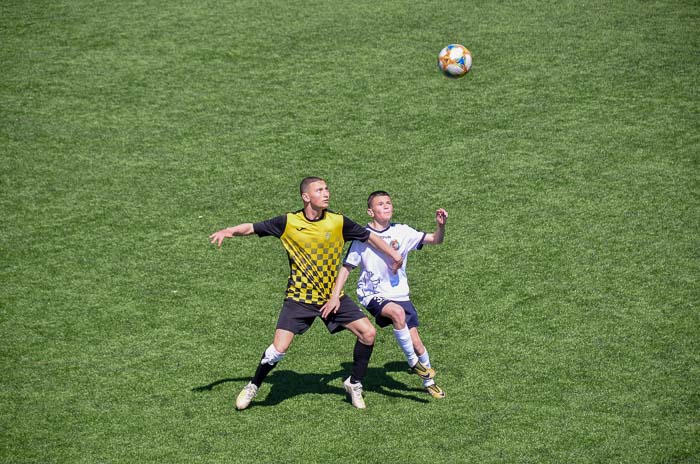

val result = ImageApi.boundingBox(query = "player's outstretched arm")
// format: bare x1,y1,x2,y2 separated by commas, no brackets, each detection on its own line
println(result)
321,264,352,319
367,232,404,271
423,208,448,245
209,223,255,247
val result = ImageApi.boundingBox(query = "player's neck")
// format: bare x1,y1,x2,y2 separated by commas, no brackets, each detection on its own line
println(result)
370,219,390,230
303,204,325,221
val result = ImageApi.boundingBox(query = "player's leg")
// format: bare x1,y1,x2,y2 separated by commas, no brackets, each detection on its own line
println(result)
398,301,437,384
378,300,434,380
236,329,294,410
329,296,375,409
410,326,426,357
365,298,423,375
254,329,294,384
343,317,375,409
380,302,422,368
380,302,407,330
409,327,445,399
237,300,315,410
343,317,375,384
344,316,376,377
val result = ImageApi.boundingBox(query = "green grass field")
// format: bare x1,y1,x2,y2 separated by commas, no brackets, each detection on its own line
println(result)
2,0,698,462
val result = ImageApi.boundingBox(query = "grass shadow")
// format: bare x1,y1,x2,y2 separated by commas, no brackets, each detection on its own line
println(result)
191,360,430,406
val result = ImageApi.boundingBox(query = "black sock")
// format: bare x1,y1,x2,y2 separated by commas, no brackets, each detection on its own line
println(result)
251,350,278,387
350,340,374,384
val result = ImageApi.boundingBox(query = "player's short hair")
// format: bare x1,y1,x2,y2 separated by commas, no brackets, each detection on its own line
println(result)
300,177,325,195
367,190,391,208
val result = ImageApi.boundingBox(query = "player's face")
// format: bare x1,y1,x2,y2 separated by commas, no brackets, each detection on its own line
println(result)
368,195,393,221
303,181,330,209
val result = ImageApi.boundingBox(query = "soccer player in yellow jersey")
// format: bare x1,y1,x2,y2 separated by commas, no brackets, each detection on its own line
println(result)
210,177,403,409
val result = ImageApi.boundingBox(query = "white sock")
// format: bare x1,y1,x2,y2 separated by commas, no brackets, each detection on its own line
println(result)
393,326,418,367
418,350,433,387
418,349,431,368
261,344,285,365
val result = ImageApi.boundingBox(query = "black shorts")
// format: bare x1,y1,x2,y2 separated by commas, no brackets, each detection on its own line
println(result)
365,297,420,329
276,295,367,335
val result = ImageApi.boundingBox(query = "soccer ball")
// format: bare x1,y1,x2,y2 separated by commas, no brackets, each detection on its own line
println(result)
438,44,472,78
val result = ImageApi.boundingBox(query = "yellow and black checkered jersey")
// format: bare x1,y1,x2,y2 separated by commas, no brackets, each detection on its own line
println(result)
253,210,370,305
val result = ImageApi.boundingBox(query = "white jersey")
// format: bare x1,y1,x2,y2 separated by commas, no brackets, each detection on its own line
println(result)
344,223,426,307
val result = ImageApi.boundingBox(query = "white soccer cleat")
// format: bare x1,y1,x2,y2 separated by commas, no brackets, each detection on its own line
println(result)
236,382,258,410
343,377,366,409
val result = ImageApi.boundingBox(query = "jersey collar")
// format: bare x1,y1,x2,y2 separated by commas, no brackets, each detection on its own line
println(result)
366,223,393,233
298,208,327,222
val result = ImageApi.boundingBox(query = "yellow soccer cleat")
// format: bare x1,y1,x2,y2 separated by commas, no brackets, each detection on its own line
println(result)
411,360,436,381
425,384,446,399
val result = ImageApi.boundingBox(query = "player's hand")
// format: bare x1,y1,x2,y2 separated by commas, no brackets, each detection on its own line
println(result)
320,296,341,319
209,229,233,247
436,208,448,226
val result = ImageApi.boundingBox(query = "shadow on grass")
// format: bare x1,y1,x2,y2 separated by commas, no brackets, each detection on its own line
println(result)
191,361,429,406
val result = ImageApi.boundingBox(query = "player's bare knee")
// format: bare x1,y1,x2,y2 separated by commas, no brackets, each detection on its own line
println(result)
272,329,294,353
383,304,404,325
271,340,289,354
362,325,376,345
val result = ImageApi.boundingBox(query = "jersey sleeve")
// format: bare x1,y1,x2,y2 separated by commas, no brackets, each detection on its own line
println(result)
342,216,371,242
253,215,287,238
404,225,427,252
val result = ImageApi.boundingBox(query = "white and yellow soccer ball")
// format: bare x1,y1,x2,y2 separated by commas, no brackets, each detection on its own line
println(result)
438,44,472,78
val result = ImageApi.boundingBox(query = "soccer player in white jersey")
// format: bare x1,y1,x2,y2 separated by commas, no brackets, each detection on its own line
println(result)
323,191,448,398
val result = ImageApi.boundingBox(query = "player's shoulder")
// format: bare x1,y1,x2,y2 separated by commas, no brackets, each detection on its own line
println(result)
390,222,418,233
323,209,349,227
282,210,303,225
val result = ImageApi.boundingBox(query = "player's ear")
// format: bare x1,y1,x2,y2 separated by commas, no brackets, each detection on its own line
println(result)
301,192,310,202
367,208,374,217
